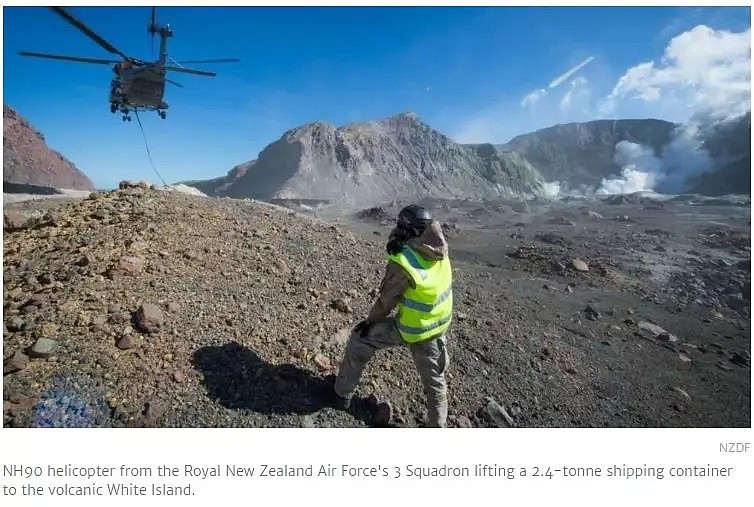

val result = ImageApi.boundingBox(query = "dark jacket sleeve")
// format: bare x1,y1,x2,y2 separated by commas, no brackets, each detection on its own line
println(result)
367,261,413,322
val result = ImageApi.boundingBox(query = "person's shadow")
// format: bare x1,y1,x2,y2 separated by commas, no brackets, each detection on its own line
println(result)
191,342,376,426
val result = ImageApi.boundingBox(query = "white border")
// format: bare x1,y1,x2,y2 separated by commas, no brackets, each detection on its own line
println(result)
2,1,752,505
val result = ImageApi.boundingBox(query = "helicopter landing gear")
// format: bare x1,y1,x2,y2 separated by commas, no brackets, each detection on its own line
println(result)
158,110,167,119
112,102,130,121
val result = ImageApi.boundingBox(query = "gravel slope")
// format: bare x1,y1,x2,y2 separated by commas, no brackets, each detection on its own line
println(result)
3,188,750,428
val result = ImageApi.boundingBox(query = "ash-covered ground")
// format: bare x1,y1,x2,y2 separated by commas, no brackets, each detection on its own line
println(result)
3,189,750,428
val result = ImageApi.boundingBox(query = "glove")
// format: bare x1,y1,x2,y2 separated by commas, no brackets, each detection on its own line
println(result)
386,238,403,255
354,319,372,338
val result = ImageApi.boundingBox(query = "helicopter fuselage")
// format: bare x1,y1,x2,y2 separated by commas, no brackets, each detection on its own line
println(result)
109,63,168,118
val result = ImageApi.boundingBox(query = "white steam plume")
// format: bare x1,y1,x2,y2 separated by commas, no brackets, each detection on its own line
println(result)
596,141,662,195
657,122,713,192
540,180,562,198
596,123,715,196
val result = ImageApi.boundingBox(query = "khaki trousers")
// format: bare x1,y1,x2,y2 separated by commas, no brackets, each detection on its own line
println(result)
334,316,449,427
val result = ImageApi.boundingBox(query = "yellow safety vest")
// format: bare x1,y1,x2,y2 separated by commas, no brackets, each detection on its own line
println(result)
388,245,453,343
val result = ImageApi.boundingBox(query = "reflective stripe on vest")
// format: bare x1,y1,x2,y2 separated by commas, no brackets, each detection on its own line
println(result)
402,285,453,312
397,313,453,336
388,245,453,343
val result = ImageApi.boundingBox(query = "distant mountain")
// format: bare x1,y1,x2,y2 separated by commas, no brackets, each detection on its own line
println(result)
501,119,677,188
3,105,93,191
186,113,750,202
183,113,547,205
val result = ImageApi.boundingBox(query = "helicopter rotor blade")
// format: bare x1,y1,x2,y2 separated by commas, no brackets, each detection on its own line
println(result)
166,78,184,88
49,6,132,61
164,65,216,77
19,51,121,65
173,58,240,64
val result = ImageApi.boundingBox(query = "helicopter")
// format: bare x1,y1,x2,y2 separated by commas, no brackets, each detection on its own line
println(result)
19,6,239,121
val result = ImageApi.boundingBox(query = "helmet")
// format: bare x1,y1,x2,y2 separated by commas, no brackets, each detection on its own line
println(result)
396,204,432,238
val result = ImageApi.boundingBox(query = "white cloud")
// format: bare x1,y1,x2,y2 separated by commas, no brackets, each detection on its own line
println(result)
520,56,595,110
601,25,750,122
454,24,749,146
521,88,547,109
559,76,590,112
549,56,595,89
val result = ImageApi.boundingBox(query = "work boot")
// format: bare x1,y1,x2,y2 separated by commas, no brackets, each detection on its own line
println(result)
320,374,352,410
333,392,352,410
374,401,392,426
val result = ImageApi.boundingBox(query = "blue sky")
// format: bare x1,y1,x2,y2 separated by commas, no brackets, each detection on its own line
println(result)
3,5,750,189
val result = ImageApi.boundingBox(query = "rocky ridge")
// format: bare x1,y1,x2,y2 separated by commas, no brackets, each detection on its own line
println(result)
189,113,547,204
3,105,94,191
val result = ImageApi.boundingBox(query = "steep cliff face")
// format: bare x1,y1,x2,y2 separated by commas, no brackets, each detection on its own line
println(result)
191,113,547,205
501,115,751,196
687,112,751,196
3,105,94,190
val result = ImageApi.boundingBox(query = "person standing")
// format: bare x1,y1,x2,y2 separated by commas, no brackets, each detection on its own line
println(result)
333,205,453,427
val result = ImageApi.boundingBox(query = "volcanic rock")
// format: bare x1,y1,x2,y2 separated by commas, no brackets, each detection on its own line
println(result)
357,207,393,223
116,334,135,350
28,338,58,358
118,255,145,275
330,298,353,313
4,211,33,230
6,317,26,332
135,304,165,334
3,350,29,374
313,353,332,371
483,398,516,428
571,258,589,272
